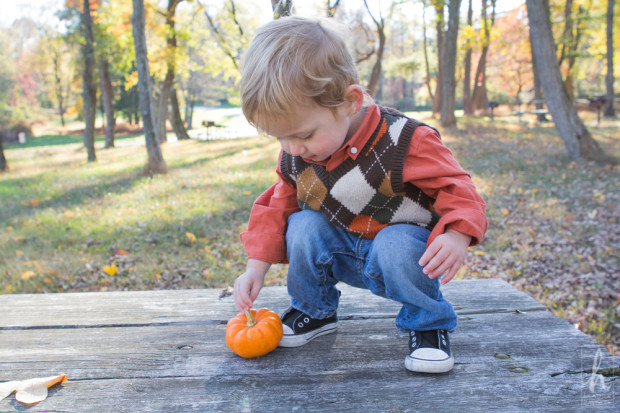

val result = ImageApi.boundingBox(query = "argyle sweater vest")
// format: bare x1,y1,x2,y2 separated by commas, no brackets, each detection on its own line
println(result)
280,106,440,239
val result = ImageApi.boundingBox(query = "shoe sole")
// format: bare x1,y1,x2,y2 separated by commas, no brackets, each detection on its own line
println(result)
278,323,338,347
404,355,454,373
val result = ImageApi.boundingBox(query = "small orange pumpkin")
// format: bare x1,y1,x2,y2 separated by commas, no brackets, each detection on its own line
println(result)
226,308,283,358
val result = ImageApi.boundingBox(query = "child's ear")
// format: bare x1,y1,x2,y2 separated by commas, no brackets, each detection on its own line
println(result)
343,85,365,114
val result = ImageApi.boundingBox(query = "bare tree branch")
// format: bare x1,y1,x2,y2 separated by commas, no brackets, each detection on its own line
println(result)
200,2,239,70
326,0,341,17
228,0,245,40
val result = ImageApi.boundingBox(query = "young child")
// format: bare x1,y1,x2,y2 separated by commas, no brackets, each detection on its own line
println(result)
233,16,487,374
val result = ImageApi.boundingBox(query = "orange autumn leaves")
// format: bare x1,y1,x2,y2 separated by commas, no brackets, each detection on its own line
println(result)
103,249,129,276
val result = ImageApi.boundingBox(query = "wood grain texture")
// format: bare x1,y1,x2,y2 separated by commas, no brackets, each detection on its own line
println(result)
0,279,545,329
1,279,617,412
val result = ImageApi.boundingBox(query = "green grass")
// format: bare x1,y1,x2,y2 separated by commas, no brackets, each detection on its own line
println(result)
1,134,287,294
1,111,618,354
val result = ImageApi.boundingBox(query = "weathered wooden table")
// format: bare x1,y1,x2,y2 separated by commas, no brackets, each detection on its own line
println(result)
1,279,617,412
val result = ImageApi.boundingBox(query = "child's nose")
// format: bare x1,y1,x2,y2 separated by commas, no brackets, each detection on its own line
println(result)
287,142,306,157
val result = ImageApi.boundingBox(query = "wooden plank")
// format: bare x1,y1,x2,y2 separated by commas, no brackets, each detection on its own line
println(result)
2,280,615,412
1,362,617,412
0,311,620,396
0,279,545,329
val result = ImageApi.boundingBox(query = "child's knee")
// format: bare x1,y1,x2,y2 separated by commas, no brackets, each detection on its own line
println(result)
288,210,327,233
373,224,429,261
286,210,330,248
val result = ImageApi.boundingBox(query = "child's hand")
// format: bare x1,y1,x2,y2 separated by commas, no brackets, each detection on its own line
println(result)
419,229,472,285
233,259,270,311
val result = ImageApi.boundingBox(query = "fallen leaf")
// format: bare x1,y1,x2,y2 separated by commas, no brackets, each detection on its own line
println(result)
103,264,118,276
114,249,129,255
0,373,67,405
20,271,35,280
185,232,197,243
501,208,510,216
219,286,233,300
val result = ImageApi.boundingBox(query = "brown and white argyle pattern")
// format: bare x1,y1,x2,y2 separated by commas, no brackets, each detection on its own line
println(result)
281,107,440,239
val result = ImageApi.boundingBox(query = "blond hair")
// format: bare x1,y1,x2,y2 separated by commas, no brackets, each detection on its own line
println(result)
240,16,359,130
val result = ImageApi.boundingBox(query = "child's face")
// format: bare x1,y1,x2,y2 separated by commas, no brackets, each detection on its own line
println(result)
262,102,354,162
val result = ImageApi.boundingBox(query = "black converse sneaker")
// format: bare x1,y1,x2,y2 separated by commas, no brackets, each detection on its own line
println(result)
405,329,454,373
278,307,338,347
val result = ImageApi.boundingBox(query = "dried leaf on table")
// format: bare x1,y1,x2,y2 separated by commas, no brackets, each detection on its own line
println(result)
219,286,233,300
0,373,67,405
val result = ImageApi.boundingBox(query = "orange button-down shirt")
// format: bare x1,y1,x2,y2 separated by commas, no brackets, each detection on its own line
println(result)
241,104,487,264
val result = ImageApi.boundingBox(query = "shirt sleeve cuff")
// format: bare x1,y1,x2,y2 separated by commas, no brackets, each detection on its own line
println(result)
240,231,288,264
427,209,488,247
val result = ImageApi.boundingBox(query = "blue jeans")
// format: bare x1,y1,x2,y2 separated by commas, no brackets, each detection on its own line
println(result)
285,210,457,332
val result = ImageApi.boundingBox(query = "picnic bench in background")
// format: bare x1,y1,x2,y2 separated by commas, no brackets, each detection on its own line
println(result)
512,99,550,124
201,120,225,140
1,279,617,412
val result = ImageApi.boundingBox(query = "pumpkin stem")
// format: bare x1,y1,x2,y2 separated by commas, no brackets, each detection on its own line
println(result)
244,309,257,327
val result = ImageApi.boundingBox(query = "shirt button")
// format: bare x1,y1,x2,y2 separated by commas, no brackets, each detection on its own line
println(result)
350,147,358,154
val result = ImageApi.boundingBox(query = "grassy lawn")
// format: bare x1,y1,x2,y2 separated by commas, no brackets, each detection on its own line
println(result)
1,111,618,354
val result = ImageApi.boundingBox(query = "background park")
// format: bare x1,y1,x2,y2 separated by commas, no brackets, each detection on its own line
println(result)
0,0,618,359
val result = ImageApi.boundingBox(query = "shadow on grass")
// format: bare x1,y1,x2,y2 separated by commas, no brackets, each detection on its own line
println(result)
166,138,274,171
4,133,144,150
0,170,147,223
1,137,276,224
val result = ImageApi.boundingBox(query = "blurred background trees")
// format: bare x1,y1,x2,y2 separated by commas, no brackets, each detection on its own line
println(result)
0,0,617,170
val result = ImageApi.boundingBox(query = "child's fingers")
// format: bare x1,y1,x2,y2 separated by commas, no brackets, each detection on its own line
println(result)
427,256,453,279
233,281,253,311
440,262,460,285
249,282,262,303
419,241,440,267
422,247,449,276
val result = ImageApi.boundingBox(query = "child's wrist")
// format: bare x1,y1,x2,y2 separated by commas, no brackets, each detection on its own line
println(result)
246,259,271,275
445,229,472,245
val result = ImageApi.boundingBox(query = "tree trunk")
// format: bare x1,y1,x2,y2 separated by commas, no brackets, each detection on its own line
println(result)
432,2,445,115
185,88,196,130
82,0,97,162
463,0,473,116
604,0,616,118
422,6,434,103
132,0,167,174
440,0,462,127
561,2,584,100
163,0,189,141
170,87,189,139
364,0,385,98
99,59,115,148
366,29,385,98
470,47,488,111
526,0,602,163
156,69,173,143
0,138,7,172
53,49,66,127
470,0,494,113
529,32,548,122
271,0,293,18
